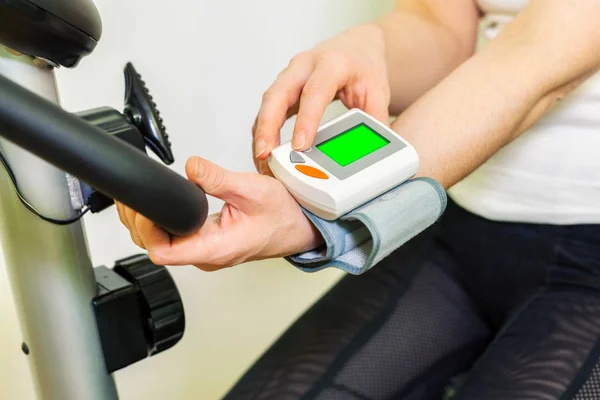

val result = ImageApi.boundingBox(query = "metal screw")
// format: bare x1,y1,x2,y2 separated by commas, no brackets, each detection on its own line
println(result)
32,58,54,71
5,47,23,56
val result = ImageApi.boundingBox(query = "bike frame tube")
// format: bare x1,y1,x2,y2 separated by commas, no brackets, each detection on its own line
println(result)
0,48,118,400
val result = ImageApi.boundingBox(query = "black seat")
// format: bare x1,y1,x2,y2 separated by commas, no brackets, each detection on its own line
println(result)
0,0,102,68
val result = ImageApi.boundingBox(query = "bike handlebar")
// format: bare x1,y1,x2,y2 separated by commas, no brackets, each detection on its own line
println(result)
0,73,208,236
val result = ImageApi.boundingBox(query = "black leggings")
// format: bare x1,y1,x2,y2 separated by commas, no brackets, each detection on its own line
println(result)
223,199,600,399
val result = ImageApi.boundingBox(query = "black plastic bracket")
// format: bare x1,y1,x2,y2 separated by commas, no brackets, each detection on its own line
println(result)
77,107,147,213
93,265,147,373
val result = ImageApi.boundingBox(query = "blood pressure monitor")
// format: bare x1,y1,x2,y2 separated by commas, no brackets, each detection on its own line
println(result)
269,108,419,220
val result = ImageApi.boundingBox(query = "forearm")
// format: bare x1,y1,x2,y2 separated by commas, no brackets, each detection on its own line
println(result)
392,0,600,189
374,1,479,113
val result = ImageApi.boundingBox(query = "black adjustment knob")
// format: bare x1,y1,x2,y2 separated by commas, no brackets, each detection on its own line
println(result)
123,62,174,165
113,254,185,355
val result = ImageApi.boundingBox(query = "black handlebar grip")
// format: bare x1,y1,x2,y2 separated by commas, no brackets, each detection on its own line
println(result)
0,74,208,236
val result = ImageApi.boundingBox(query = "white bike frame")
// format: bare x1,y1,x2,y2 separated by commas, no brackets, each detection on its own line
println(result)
0,47,119,400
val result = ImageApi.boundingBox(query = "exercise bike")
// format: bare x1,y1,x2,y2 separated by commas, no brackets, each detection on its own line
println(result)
0,1,209,398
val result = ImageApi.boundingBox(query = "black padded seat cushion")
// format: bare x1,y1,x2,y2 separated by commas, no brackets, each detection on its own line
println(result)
0,0,102,67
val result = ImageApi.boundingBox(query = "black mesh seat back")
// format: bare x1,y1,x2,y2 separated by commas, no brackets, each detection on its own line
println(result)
0,0,102,67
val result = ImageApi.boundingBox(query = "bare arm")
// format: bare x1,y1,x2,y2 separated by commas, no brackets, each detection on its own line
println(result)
379,0,480,114
393,0,600,188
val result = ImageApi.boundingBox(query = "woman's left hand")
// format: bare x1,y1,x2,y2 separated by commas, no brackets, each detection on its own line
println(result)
115,156,323,271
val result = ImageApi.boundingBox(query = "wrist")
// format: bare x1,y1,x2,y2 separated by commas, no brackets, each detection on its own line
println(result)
389,119,453,189
297,213,325,253
262,206,325,260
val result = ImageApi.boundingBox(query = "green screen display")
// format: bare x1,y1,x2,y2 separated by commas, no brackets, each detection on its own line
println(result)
317,124,389,167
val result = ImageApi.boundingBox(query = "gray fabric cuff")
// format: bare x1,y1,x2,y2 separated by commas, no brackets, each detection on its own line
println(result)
286,177,447,275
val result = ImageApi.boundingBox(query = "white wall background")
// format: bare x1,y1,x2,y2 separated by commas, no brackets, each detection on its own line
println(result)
0,1,394,399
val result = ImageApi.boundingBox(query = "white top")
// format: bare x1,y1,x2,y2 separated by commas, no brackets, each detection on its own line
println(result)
449,0,600,224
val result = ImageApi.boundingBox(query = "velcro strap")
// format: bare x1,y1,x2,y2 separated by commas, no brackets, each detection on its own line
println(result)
286,177,447,275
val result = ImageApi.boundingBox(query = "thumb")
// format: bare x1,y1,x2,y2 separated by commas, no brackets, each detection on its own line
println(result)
185,157,250,205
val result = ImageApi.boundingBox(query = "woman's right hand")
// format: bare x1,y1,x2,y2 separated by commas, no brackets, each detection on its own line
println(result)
253,23,391,175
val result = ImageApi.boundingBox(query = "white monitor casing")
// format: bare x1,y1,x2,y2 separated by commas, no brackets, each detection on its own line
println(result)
269,109,419,220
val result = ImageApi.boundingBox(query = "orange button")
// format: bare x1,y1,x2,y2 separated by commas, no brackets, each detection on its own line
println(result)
295,165,329,179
